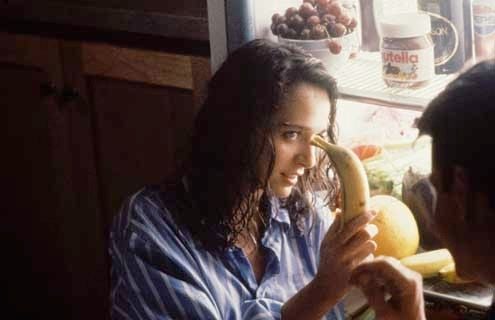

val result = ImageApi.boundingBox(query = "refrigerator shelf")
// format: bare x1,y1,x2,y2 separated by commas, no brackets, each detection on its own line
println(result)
335,52,457,112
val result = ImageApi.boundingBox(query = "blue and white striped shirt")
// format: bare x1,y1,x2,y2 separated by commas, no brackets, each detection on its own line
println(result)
109,182,345,319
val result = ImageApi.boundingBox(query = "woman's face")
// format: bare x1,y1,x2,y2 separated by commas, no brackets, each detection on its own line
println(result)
268,82,331,198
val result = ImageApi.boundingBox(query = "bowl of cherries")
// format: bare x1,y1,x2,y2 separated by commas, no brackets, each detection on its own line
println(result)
271,0,358,74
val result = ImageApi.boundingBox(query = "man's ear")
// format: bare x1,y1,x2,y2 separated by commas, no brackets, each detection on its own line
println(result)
452,166,469,220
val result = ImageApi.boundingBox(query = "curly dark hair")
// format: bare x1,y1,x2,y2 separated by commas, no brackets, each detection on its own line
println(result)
175,39,340,252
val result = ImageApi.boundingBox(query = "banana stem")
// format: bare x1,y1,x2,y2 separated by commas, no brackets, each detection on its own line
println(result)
310,134,329,149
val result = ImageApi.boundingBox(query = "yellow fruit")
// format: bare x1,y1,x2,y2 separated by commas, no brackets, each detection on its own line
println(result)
311,135,370,230
369,195,419,259
400,249,453,278
439,262,473,284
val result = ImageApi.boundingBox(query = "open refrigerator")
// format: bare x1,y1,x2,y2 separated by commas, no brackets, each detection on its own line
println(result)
206,0,494,318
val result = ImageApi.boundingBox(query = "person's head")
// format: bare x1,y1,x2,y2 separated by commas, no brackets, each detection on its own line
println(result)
182,39,339,251
417,59,495,283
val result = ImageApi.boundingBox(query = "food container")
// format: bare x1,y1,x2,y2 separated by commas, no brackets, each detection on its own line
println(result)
379,13,435,89
278,32,356,75
474,0,495,61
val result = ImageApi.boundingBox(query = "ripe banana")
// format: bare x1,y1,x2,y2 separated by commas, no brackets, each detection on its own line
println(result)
439,262,473,284
311,135,370,230
400,248,453,278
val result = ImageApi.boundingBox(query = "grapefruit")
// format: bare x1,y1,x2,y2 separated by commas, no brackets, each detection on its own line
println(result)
369,195,419,259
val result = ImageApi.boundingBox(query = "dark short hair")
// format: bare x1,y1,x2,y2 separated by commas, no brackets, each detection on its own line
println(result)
417,59,495,208
176,39,339,251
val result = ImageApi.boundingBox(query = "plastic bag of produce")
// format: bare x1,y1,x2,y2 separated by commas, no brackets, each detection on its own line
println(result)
402,166,442,250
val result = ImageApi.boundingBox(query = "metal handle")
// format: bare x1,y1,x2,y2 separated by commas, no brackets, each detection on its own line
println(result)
60,86,80,104
40,82,59,98
60,86,89,115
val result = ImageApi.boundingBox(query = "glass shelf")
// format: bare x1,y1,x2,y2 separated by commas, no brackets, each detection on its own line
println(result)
335,52,458,112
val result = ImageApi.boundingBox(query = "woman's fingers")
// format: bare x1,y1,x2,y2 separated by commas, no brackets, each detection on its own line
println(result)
350,241,377,266
340,241,377,269
342,211,376,242
326,210,343,235
340,226,377,258
363,223,379,240
322,211,378,264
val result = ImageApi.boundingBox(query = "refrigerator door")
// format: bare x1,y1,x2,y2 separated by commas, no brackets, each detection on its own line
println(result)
207,0,301,72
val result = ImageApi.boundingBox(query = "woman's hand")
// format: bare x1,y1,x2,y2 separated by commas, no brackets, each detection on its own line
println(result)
281,210,377,320
350,256,426,320
314,210,378,302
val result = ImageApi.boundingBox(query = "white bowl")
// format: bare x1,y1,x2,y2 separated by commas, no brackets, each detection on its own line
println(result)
278,32,356,75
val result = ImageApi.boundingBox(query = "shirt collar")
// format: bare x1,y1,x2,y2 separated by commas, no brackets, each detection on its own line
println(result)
267,196,291,229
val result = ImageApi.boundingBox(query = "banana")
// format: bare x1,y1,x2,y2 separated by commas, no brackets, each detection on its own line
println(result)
439,262,473,284
311,135,370,230
400,248,453,278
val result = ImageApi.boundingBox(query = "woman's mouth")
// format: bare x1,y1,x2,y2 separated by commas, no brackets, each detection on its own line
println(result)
282,173,298,185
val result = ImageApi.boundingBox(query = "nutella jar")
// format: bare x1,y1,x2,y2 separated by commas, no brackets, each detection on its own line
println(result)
380,13,435,89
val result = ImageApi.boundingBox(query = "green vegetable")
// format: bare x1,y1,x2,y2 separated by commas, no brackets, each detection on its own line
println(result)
354,307,375,320
365,167,396,197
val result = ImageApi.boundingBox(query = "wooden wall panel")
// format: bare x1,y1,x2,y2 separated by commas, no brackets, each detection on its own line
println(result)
0,32,63,83
82,42,194,89
1,31,211,319
58,41,109,320
72,40,210,319
191,55,211,112
2,59,72,319
88,77,195,224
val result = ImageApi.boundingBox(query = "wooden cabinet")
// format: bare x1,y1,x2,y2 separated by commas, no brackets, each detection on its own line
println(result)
1,31,210,319
24,0,208,17
73,42,208,229
0,1,209,43
1,33,73,318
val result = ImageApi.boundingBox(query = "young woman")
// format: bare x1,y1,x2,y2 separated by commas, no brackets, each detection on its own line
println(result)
109,39,377,320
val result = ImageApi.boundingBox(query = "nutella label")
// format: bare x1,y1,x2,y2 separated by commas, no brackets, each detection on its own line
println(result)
382,47,435,83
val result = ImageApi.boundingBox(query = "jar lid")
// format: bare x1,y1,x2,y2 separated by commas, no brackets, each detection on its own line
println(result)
380,13,431,38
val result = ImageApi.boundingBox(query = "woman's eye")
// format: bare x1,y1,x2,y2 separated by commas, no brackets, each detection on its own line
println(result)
283,131,300,140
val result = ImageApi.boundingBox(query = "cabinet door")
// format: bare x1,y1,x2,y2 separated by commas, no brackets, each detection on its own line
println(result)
60,40,210,319
68,41,208,226
0,32,72,318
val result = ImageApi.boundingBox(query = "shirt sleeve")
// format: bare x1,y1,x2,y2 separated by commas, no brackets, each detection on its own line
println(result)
109,194,221,320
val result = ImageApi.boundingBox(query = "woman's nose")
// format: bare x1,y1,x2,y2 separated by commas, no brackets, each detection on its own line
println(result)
297,144,317,169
